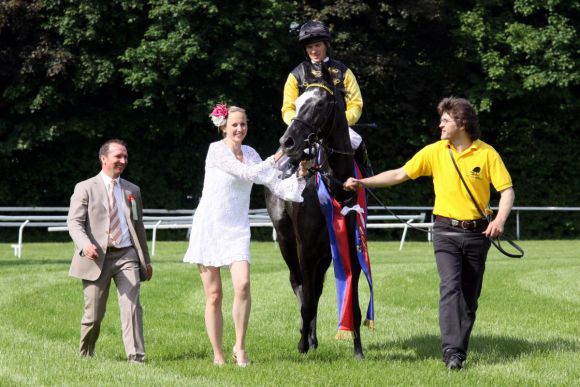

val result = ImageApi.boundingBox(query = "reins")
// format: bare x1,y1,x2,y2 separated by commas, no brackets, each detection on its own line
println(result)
304,82,335,96
359,180,523,258
293,83,355,158
313,166,524,258
447,148,524,258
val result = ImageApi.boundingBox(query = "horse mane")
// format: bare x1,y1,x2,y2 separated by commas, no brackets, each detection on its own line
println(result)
320,62,348,134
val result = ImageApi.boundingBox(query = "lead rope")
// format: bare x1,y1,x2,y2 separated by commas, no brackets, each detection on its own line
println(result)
448,148,524,258
328,169,524,258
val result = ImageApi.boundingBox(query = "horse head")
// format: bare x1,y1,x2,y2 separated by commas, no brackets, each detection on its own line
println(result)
279,63,346,162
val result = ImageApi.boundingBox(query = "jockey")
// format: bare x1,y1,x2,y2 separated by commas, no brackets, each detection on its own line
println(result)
281,20,373,176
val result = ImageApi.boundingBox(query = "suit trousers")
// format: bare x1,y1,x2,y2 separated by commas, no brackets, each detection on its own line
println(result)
433,221,491,360
79,246,145,361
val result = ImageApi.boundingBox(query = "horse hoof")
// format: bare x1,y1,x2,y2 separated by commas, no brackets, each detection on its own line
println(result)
308,338,318,350
298,339,309,354
355,352,365,361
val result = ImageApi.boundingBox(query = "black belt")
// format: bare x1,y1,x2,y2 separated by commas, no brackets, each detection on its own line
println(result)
435,215,488,231
106,246,131,254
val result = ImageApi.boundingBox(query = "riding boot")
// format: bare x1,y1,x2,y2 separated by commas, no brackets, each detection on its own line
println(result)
354,140,374,178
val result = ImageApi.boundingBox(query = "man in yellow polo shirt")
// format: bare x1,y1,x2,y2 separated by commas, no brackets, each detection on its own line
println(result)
344,97,515,370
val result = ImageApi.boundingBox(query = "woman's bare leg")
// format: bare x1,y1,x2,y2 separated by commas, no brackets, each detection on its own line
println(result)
230,260,251,365
198,265,225,364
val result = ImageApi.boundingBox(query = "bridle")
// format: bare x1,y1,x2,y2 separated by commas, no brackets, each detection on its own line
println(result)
289,83,355,168
289,83,357,202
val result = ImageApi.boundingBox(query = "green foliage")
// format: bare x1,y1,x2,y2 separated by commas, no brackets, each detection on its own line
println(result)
1,0,579,237
0,0,295,210
458,1,579,102
453,0,580,214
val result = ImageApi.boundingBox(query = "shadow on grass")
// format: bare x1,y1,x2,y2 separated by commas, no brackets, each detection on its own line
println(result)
368,333,578,365
153,348,210,362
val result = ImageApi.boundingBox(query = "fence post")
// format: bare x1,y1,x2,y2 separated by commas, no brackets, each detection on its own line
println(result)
151,220,162,256
516,210,520,240
14,220,30,258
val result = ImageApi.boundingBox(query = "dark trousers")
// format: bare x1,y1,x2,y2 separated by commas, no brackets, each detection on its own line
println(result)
433,221,491,360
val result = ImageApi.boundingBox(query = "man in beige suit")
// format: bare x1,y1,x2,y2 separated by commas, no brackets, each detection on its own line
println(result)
68,139,153,364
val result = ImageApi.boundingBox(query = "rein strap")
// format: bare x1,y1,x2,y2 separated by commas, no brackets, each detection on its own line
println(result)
448,148,524,258
305,83,334,95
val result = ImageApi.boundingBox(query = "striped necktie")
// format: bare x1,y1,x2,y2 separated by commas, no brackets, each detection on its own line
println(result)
108,180,122,247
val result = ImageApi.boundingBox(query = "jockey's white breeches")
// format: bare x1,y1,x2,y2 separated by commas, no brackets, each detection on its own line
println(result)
349,127,362,150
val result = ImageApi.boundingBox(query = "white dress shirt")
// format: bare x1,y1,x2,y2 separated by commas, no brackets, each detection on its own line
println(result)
100,171,132,248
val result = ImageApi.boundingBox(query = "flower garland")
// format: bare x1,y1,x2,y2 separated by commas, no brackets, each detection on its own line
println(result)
209,103,228,127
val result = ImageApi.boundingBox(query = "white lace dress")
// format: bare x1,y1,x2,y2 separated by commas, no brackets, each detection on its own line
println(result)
183,140,306,267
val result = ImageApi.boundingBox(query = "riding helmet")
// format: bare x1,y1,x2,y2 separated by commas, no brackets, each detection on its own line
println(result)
298,20,331,45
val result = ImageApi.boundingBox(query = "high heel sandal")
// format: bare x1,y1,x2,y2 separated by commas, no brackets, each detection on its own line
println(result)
232,347,249,368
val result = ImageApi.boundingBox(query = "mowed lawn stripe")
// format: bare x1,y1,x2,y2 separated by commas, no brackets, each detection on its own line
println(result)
0,240,578,385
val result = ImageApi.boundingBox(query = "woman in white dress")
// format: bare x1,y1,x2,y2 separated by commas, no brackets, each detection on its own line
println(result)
183,105,308,367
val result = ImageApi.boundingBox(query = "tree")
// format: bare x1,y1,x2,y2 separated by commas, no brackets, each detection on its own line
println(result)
0,0,295,208
455,0,580,215
1,0,578,237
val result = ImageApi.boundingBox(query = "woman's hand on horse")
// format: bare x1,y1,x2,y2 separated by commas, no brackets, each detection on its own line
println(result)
343,177,361,191
298,160,312,177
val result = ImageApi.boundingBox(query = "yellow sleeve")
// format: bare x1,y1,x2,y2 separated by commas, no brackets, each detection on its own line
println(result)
404,144,434,179
281,73,299,126
344,68,363,126
489,150,513,192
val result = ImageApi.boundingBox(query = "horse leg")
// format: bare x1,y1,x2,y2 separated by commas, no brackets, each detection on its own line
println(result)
278,232,302,302
276,228,307,341
297,257,317,354
346,214,365,359
307,253,332,350
296,254,319,353
351,264,364,360
295,224,332,353
265,193,307,343
307,316,318,350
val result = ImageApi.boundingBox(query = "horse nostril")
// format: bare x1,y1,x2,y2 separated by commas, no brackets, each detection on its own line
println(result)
283,137,295,150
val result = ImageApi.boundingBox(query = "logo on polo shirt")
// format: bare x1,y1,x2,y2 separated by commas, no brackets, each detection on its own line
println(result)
470,166,481,180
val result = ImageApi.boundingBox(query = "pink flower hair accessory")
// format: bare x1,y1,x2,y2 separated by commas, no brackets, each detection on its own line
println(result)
210,103,229,127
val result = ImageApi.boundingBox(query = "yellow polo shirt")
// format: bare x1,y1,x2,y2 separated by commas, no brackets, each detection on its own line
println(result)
404,140,512,220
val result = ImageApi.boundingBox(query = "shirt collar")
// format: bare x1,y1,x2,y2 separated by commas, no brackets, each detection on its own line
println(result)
445,139,480,153
99,171,119,187
311,57,330,64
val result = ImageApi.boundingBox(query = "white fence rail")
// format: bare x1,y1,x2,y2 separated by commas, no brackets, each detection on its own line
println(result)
371,206,580,241
1,207,430,257
3,206,580,258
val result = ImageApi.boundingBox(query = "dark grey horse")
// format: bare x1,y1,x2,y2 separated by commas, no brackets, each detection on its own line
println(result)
265,63,365,359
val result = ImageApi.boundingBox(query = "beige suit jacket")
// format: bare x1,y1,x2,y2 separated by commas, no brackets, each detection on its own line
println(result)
67,174,151,281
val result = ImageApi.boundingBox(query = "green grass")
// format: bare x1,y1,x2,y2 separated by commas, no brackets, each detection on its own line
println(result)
0,240,579,386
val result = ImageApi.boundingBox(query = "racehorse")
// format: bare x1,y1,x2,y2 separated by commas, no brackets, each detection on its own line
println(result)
265,63,366,359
